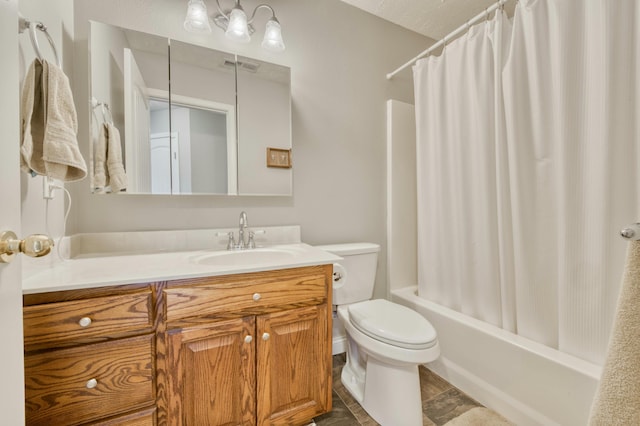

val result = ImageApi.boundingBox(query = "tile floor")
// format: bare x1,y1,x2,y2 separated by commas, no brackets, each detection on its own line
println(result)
314,354,492,426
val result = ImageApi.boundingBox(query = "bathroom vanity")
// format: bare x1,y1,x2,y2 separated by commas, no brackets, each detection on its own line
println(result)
21,235,336,425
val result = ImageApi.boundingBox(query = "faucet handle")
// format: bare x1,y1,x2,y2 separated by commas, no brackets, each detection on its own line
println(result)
247,230,266,249
216,231,236,250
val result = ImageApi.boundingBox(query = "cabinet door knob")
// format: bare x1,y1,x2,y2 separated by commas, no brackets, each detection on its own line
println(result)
78,317,92,327
86,378,98,389
252,293,261,301
262,332,270,341
244,335,253,344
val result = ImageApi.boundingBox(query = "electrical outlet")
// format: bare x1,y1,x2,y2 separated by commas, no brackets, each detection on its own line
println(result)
43,177,54,199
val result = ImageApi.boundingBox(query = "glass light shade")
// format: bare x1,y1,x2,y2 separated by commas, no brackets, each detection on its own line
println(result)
184,0,212,33
261,19,285,52
225,7,250,43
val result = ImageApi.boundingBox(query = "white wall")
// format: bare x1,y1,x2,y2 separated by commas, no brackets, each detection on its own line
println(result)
19,0,74,276
68,0,429,298
386,100,417,295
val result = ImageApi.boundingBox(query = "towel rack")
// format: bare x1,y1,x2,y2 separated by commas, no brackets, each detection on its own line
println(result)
91,97,114,124
18,15,61,68
621,223,640,240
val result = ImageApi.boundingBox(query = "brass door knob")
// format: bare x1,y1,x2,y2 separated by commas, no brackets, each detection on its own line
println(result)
0,231,54,263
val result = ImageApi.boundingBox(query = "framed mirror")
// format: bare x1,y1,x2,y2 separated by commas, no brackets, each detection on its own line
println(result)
88,21,292,196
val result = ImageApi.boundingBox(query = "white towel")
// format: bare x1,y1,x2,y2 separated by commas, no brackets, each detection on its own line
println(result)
94,122,126,193
94,123,108,192
20,59,87,182
588,240,640,425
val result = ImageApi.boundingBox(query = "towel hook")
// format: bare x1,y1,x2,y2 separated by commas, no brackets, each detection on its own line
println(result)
100,104,108,123
102,103,114,124
18,15,61,68
621,223,640,240
91,97,114,124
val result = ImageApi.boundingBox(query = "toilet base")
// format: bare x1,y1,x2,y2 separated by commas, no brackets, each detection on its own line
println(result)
341,356,423,426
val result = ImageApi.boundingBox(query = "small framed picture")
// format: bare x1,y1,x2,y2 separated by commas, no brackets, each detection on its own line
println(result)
266,147,292,168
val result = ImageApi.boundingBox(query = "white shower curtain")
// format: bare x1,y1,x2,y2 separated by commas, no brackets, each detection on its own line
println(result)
414,0,640,364
414,11,515,330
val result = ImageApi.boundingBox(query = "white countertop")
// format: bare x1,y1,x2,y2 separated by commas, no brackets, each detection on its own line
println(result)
22,243,341,294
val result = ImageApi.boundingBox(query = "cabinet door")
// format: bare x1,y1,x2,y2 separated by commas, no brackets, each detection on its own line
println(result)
166,317,255,425
256,305,330,425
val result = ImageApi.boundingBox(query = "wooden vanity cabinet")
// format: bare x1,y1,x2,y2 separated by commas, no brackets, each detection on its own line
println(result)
160,265,333,426
256,304,329,425
165,317,256,425
22,285,157,426
22,264,333,426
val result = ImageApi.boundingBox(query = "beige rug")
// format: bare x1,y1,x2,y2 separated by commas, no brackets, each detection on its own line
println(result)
444,407,514,425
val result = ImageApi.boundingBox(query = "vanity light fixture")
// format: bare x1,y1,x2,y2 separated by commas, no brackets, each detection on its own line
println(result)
184,0,212,33
215,0,285,52
184,0,285,52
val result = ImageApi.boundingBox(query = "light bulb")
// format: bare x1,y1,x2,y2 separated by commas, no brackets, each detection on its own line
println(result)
225,7,250,43
184,0,212,33
261,18,285,52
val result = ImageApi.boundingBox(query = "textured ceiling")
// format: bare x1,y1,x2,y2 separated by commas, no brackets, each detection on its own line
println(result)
341,0,512,41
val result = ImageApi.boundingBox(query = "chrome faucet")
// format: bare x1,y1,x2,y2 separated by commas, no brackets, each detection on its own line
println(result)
216,211,263,250
238,211,249,249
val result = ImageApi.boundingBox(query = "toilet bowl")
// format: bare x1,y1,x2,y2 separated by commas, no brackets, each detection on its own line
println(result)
339,300,439,426
316,243,440,426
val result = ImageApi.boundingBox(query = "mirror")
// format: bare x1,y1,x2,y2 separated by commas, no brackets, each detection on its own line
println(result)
89,22,170,194
162,40,237,195
89,21,292,196
237,55,292,195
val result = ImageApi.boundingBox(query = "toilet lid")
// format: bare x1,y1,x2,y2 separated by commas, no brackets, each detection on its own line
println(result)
347,299,437,350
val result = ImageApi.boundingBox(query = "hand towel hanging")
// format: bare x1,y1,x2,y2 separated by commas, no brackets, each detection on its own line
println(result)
20,59,87,182
94,122,126,193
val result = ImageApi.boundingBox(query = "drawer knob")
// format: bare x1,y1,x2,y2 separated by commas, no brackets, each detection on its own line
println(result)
78,317,92,327
86,378,98,389
244,335,253,344
262,332,270,341
252,293,261,301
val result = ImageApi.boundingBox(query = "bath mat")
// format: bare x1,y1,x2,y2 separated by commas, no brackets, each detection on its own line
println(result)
444,407,513,425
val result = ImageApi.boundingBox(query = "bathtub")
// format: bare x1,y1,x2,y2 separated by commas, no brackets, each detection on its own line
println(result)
391,286,601,426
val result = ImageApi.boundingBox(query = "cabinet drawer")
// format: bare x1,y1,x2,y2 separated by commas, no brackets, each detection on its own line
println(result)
165,267,328,322
25,334,155,426
90,407,156,426
23,292,153,349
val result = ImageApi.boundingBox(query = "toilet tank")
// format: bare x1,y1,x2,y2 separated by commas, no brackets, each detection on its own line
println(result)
316,243,380,305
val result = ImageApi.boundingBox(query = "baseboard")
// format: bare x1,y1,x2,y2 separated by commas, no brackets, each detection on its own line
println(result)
333,336,347,355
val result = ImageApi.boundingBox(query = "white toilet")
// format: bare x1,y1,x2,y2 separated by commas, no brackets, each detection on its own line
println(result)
317,243,440,426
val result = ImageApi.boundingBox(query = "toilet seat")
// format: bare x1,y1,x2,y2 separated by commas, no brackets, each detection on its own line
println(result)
347,299,437,350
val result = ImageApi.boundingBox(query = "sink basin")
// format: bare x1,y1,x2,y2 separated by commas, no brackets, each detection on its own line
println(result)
190,247,301,267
